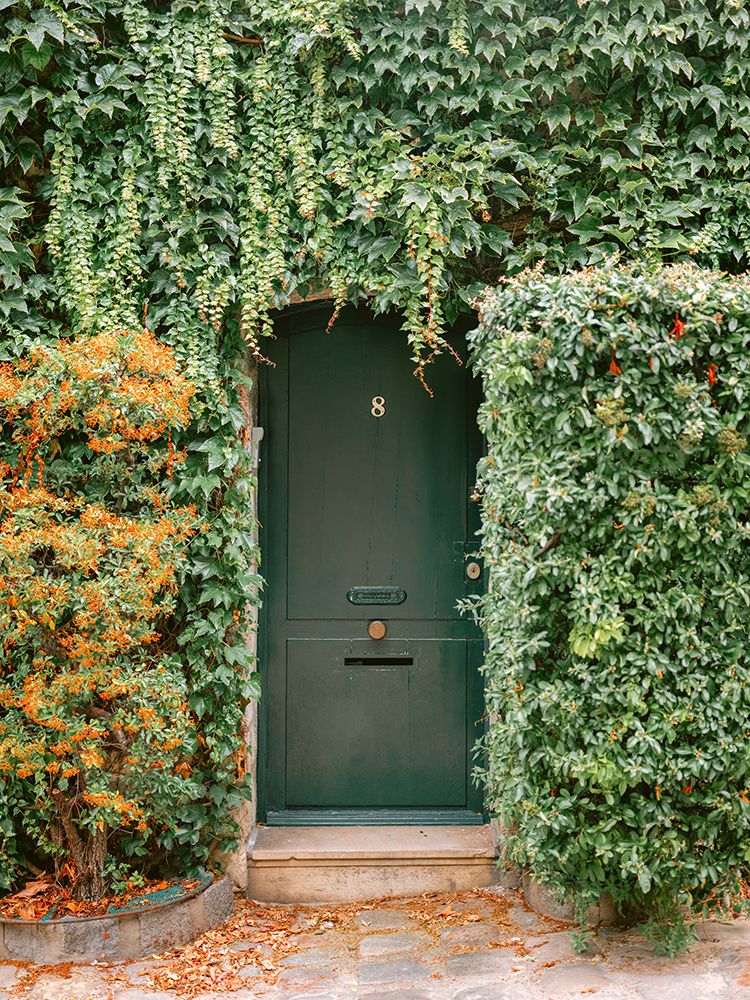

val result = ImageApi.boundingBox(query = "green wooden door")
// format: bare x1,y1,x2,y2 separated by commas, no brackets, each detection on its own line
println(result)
259,306,484,824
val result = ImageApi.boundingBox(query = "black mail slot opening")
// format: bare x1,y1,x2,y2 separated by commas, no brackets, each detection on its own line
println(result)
344,657,414,666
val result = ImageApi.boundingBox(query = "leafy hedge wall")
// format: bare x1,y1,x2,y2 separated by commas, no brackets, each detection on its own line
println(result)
470,263,750,949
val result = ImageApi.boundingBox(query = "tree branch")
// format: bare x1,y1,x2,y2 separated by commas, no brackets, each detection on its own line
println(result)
223,32,262,45
534,531,561,560
81,706,130,754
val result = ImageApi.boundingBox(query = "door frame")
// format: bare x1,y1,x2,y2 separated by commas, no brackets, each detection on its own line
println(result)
256,303,486,825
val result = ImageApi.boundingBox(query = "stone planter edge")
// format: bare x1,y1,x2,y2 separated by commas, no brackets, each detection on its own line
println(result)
523,874,619,925
0,875,234,964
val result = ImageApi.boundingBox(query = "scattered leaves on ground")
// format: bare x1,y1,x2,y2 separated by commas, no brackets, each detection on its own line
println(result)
0,876,201,920
1,887,567,999
145,887,554,997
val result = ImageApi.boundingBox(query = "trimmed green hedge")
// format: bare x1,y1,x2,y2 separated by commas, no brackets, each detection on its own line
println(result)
470,263,750,950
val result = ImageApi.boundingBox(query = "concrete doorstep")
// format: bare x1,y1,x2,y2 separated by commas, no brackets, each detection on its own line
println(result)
247,826,502,903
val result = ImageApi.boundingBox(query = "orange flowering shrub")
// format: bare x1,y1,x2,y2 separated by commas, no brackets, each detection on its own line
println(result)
0,329,194,478
0,331,201,900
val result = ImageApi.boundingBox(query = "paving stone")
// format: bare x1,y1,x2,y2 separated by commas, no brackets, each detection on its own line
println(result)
536,963,613,996
632,972,729,1000
290,912,316,932
280,945,342,968
28,972,114,1000
283,995,338,1000
503,904,550,932
359,931,430,959
236,964,264,979
229,939,261,953
481,884,520,896
444,950,518,978
13,893,750,1000
276,965,330,988
695,919,750,945
452,987,532,1000
603,940,695,971
720,953,750,987
0,968,18,989
120,961,156,985
447,900,498,917
113,991,172,1000
358,991,433,1000
525,930,588,963
293,929,346,948
180,995,241,1000
439,923,504,948
358,958,433,984
356,908,414,931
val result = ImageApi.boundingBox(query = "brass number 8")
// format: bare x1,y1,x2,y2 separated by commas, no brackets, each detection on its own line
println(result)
371,395,386,417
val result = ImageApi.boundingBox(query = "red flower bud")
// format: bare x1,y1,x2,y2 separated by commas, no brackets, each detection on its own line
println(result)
670,313,686,340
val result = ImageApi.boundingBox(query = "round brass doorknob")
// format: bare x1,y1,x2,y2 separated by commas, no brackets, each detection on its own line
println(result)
368,620,387,640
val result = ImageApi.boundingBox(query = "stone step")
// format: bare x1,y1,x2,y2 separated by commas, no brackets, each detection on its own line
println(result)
246,825,500,903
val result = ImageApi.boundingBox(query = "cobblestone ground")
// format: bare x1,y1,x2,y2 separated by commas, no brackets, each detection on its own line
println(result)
2,886,750,1000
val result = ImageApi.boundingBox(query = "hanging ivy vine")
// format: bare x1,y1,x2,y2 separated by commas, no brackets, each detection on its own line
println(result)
5,0,750,367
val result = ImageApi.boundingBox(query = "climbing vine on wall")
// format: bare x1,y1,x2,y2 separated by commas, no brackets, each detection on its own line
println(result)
4,0,750,368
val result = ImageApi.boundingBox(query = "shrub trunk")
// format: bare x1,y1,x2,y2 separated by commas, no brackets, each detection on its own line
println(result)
52,791,108,901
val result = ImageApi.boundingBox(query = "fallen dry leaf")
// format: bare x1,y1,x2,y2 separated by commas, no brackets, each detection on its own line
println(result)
14,882,50,899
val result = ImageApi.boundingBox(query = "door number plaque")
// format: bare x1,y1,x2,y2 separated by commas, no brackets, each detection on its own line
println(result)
371,396,386,417
347,586,406,605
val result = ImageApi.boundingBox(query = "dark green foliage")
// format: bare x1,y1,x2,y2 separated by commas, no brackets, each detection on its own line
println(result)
167,359,261,863
470,263,750,949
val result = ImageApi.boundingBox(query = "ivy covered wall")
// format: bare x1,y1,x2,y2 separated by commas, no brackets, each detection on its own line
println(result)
3,0,750,367
2,0,750,892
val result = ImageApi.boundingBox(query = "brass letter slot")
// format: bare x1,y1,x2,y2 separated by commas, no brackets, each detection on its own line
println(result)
347,586,406,605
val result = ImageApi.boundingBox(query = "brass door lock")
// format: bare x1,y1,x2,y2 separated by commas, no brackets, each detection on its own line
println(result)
368,620,387,640
466,561,482,580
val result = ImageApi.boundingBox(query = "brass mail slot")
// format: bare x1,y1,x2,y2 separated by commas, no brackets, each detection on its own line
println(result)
347,585,406,605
